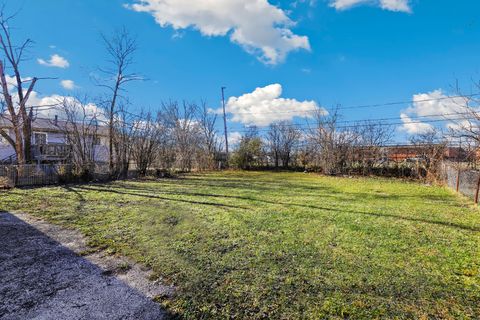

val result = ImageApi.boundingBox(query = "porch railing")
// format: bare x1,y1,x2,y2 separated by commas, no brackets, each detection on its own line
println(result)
32,144,71,161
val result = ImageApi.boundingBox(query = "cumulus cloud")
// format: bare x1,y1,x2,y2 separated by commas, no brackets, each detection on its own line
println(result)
3,75,35,91
405,90,469,118
399,89,474,135
25,92,104,121
37,54,70,68
3,74,103,121
60,80,76,90
330,0,411,12
228,132,243,146
126,0,310,65
221,84,324,127
399,113,433,135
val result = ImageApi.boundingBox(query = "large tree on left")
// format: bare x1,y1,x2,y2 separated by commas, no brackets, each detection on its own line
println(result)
0,7,38,164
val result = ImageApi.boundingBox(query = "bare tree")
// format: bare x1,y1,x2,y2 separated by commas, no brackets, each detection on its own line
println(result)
155,111,176,171
442,81,480,144
162,101,201,172
0,7,38,164
278,122,301,168
410,128,447,180
98,27,140,174
355,121,393,174
267,123,281,168
56,96,101,179
131,111,164,175
112,104,137,178
307,109,342,174
267,121,301,169
197,101,219,170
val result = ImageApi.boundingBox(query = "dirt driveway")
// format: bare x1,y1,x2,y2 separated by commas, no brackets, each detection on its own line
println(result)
0,212,172,320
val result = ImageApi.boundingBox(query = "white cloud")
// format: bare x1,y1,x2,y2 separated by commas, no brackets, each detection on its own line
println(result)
405,90,469,118
380,0,411,12
127,0,310,65
4,75,19,89
4,75,34,90
3,74,103,121
399,113,433,135
330,0,411,12
29,93,105,121
222,84,324,126
399,89,475,135
228,131,243,146
60,80,76,90
37,54,70,68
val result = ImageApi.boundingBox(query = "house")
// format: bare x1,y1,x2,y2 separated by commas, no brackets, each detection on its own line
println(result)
385,145,469,162
0,116,110,164
348,144,471,164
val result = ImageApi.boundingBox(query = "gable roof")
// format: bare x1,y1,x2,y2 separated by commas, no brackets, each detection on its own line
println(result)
0,116,109,136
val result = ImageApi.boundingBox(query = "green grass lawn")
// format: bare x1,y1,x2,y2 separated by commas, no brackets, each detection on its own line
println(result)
1,171,480,319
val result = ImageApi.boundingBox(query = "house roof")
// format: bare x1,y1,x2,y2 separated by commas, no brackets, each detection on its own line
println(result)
0,115,109,136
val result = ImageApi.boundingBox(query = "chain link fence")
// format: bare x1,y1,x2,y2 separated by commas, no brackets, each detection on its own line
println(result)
441,162,480,203
3,161,480,204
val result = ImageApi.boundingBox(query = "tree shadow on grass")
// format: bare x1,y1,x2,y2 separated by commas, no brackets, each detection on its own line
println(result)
73,185,250,210
319,206,480,233
62,184,87,212
143,176,335,194
129,177,459,205
70,185,480,233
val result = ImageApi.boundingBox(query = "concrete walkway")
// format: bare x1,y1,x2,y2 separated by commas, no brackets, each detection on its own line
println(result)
0,212,171,320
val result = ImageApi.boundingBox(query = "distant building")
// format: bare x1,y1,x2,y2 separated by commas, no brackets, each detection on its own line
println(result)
0,116,109,164
385,145,468,162
348,144,470,163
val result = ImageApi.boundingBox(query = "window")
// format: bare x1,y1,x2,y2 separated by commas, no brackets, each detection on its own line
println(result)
88,135,101,145
94,136,102,146
34,132,47,145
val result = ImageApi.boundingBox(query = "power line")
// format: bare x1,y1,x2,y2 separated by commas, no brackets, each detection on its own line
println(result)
233,111,475,129
29,105,477,130
27,92,479,117
24,95,480,136
29,112,476,137
231,115,476,134
227,93,479,115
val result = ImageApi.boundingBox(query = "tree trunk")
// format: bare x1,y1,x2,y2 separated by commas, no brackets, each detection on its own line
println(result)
0,62,25,164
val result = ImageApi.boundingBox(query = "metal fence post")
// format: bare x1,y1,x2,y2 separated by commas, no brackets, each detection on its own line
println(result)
475,174,480,205
456,168,460,192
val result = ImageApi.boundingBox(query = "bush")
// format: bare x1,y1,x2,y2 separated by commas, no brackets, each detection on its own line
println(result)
0,176,13,189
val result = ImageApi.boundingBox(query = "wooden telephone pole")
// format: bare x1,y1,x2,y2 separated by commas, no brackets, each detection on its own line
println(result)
221,86,229,165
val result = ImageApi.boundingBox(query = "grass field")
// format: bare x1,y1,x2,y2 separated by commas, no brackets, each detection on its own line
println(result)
1,171,480,319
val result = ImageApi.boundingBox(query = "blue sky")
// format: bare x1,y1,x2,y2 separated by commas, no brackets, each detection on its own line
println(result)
8,0,480,142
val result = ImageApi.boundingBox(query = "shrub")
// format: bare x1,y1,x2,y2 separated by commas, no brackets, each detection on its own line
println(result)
0,176,13,189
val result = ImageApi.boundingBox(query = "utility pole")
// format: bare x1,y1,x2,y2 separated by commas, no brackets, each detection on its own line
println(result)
221,86,229,165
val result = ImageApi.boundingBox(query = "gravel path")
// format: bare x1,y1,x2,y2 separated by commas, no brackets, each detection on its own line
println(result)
0,212,173,320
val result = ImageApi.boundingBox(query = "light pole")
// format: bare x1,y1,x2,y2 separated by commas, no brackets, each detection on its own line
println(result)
221,86,229,165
